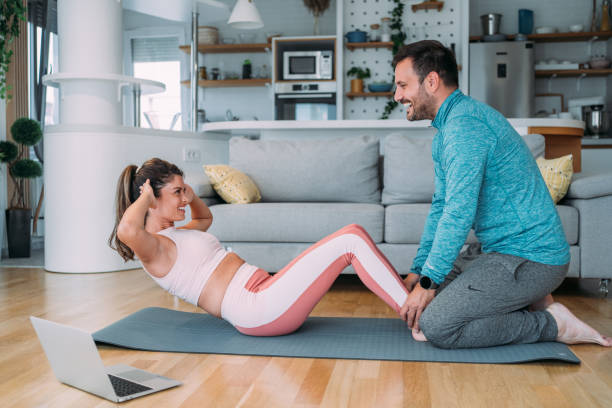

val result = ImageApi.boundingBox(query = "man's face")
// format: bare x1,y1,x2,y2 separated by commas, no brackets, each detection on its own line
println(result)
394,58,437,121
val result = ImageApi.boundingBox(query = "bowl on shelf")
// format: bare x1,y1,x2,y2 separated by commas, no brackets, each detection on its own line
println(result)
238,33,257,43
589,57,611,69
535,26,556,34
569,24,584,33
367,82,393,92
222,38,236,44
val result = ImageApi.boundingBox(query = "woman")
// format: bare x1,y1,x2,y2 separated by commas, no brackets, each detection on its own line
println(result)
109,158,410,336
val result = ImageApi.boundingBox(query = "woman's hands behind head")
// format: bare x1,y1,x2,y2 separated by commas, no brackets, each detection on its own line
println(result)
139,179,157,209
184,184,196,205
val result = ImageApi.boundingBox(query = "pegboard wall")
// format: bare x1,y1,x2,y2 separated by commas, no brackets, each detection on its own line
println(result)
343,0,465,119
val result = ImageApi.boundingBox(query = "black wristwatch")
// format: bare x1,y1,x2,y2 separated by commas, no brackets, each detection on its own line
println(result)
419,275,440,290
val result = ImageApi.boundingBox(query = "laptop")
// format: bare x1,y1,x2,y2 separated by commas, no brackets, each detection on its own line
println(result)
30,316,181,403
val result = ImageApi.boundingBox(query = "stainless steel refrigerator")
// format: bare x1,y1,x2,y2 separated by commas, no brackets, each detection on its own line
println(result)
469,41,534,118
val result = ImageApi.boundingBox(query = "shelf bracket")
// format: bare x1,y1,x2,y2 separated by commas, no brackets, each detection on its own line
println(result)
587,36,599,57
547,74,557,93
576,73,587,93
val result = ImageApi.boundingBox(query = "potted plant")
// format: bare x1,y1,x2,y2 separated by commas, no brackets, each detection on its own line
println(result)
0,118,43,257
347,67,371,93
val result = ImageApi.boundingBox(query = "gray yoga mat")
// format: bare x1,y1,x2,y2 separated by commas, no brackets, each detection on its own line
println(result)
93,307,580,365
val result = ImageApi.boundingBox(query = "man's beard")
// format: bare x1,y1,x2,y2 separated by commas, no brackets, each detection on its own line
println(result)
406,85,436,121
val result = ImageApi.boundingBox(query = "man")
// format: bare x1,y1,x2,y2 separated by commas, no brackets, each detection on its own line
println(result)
394,40,611,349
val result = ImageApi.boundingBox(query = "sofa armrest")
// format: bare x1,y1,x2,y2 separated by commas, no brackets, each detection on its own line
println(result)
566,172,612,199
565,194,612,279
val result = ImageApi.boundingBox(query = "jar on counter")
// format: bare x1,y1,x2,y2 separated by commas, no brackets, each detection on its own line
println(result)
369,24,381,42
381,17,392,42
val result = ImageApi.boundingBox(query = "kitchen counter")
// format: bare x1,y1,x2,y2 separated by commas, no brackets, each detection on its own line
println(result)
202,118,584,133
202,118,586,171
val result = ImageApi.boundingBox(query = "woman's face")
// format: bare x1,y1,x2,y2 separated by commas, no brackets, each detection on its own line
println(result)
153,175,188,222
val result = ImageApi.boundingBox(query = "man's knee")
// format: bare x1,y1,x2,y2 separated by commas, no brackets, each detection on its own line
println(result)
419,307,461,349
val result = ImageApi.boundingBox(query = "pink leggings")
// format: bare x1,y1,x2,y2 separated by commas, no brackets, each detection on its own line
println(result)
220,224,409,336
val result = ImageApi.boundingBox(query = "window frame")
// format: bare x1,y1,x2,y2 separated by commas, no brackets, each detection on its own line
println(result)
122,26,188,128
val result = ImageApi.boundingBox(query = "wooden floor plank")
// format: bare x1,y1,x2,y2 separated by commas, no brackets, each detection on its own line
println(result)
0,267,611,407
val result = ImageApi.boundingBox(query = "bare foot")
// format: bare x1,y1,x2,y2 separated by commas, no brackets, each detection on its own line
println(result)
530,294,554,311
411,328,428,342
546,302,612,346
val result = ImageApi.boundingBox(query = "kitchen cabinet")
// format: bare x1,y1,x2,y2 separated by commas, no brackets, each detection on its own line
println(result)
179,43,271,88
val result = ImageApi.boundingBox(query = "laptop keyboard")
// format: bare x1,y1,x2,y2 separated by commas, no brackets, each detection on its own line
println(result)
108,374,152,397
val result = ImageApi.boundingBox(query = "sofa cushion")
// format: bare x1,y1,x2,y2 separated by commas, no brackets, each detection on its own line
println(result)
384,204,478,244
384,203,577,245
381,133,547,205
229,136,380,203
382,133,435,205
556,205,578,245
204,164,262,204
208,203,384,243
536,155,573,204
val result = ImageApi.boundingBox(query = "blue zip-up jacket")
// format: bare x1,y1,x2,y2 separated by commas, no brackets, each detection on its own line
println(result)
410,90,570,284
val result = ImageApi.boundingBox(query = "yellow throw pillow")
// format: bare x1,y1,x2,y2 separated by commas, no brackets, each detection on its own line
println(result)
204,164,261,204
536,154,573,204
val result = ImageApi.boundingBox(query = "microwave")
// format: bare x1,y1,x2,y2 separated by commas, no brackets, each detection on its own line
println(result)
283,50,333,80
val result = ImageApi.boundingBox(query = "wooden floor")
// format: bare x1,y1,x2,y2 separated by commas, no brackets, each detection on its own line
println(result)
1,267,611,408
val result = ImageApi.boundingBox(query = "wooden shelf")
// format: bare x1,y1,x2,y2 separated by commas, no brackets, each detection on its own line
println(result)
345,41,393,51
411,1,444,12
470,31,612,43
535,69,612,77
181,78,271,88
179,43,270,54
346,91,393,99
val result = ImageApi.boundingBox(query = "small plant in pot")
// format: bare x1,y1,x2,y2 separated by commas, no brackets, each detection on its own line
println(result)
347,67,371,93
0,118,43,258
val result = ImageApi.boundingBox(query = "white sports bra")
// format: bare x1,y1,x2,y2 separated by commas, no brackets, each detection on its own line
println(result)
143,227,228,306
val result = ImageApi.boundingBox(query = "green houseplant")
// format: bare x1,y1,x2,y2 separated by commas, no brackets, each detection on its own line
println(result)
0,118,43,257
0,0,27,100
347,67,371,93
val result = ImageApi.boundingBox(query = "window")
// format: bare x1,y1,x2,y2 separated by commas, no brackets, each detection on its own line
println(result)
131,36,182,130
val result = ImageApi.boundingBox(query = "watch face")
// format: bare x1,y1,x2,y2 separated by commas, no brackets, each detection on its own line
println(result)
420,276,432,289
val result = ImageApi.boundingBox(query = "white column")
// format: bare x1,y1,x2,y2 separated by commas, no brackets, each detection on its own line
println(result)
57,0,123,125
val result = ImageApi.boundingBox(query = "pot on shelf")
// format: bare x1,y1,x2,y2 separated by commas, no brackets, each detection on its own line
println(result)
345,29,367,43
350,78,364,93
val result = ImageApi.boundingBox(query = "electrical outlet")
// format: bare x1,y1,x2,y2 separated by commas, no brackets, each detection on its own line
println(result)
183,147,202,163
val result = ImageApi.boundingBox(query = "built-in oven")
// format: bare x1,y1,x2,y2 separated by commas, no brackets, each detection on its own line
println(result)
275,82,336,120
283,50,333,80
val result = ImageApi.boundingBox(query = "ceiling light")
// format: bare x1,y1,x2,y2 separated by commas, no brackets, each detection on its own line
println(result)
227,0,263,29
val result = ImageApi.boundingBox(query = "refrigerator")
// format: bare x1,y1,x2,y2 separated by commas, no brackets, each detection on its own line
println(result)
469,41,534,118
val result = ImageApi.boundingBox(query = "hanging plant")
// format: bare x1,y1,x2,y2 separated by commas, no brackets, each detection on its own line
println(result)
303,0,331,35
380,0,406,119
0,0,27,100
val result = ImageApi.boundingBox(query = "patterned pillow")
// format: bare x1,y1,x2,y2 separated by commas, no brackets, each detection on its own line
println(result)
536,154,573,204
203,165,261,204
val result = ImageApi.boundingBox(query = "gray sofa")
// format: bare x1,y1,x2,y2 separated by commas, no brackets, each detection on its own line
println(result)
200,134,612,296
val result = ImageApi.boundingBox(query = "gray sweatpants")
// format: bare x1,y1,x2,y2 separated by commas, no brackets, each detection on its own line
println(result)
419,244,569,349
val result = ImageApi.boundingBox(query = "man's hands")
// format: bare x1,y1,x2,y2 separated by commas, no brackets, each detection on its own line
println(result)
403,272,420,291
400,282,436,331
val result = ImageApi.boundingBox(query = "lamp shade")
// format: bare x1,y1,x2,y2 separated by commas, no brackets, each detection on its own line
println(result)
227,0,263,29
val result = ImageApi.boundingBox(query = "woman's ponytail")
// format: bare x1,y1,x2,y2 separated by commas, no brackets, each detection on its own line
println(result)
108,165,138,261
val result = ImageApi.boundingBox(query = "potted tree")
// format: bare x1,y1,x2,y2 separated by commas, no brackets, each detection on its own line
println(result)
0,118,43,257
347,67,371,93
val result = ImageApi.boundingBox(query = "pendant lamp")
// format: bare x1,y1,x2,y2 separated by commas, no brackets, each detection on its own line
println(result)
227,0,263,29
